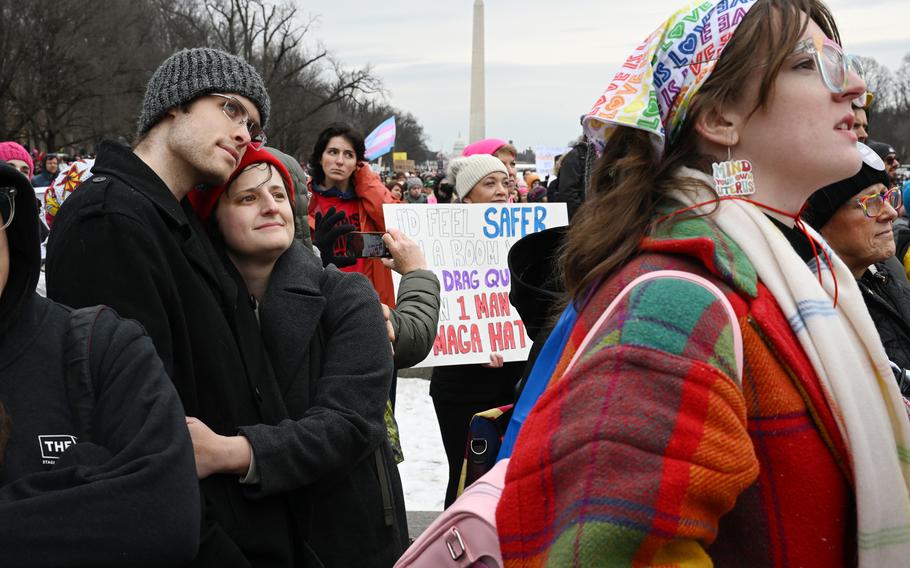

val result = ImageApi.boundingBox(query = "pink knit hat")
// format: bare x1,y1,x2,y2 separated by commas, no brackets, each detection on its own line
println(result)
462,138,508,157
0,142,34,178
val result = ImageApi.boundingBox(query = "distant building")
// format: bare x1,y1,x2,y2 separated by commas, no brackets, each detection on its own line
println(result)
451,133,466,158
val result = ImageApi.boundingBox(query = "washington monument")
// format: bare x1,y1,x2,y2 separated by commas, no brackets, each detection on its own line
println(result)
469,0,485,142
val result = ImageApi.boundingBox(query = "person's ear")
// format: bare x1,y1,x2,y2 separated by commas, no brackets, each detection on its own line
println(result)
694,104,741,148
462,194,473,204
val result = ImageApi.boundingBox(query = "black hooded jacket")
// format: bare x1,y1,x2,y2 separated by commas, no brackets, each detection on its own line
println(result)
0,164,200,566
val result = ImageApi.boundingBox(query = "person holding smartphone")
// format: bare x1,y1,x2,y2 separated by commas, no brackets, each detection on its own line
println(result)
306,122,397,307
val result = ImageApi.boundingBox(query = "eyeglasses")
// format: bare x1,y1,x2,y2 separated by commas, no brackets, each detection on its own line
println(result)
211,93,266,149
852,91,874,110
791,36,864,95
885,156,900,166
1,186,17,230
856,187,901,218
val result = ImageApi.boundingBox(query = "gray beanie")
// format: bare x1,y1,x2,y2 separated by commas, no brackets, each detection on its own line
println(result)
405,177,423,190
138,47,271,134
265,146,312,250
446,155,508,199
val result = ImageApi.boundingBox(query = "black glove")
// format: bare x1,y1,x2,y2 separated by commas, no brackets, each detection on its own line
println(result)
313,206,356,268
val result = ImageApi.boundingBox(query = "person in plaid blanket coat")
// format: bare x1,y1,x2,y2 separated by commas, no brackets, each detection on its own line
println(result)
497,0,910,566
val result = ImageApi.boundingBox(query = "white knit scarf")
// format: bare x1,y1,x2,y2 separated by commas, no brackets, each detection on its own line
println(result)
673,168,910,565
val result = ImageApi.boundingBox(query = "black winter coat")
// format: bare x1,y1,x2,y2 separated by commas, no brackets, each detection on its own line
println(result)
551,143,587,220
239,242,409,567
858,259,910,395
46,142,297,567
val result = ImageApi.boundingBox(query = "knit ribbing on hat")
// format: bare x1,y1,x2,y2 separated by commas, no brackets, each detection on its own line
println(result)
0,142,34,179
462,138,508,157
138,47,271,135
446,155,508,199
188,145,294,224
803,162,892,231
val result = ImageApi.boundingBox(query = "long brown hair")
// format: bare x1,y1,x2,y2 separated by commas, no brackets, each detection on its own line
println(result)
562,0,839,300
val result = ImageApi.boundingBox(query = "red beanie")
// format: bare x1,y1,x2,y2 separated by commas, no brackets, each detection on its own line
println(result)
189,145,295,223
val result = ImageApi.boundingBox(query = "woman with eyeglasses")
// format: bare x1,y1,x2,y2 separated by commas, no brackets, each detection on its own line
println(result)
803,158,910,396
496,0,910,565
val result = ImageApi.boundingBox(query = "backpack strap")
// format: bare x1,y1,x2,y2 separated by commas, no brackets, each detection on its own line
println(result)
565,270,744,385
63,306,107,443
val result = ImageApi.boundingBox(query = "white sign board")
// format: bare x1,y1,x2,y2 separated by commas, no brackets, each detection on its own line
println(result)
33,186,48,205
533,146,570,178
384,203,569,367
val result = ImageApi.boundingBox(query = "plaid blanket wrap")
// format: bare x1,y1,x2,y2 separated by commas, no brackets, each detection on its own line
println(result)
495,182,910,566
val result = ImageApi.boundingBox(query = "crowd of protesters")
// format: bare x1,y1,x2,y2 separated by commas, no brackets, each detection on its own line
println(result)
4,0,910,565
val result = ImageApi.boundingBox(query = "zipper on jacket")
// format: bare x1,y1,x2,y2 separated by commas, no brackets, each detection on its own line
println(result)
374,447,394,526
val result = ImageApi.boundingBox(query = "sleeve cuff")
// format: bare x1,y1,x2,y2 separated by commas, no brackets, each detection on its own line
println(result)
239,442,260,484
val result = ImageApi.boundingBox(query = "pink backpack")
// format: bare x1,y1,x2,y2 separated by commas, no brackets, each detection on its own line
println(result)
395,458,508,567
394,270,743,568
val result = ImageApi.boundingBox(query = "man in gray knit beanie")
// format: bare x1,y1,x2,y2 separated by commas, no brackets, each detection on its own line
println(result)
138,47,270,135
47,48,298,566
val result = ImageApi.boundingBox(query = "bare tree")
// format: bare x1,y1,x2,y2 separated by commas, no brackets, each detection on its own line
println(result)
858,56,896,108
1,0,172,151
1,0,430,165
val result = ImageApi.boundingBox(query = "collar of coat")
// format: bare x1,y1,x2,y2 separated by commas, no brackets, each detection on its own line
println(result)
91,141,190,229
641,208,759,300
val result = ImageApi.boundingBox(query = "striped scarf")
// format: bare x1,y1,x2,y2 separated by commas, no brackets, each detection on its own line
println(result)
675,167,910,564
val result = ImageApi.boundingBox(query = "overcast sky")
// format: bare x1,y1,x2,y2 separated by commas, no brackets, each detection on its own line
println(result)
300,0,910,153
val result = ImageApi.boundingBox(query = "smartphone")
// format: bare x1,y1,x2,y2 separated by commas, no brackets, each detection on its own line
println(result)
344,231,391,258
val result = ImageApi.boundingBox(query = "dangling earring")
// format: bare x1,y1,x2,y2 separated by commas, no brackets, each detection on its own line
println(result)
712,147,755,197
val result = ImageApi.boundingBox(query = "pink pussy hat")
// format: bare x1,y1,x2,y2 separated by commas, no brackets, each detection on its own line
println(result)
462,138,508,157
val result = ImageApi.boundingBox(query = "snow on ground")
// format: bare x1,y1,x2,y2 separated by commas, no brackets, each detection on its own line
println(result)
396,377,447,512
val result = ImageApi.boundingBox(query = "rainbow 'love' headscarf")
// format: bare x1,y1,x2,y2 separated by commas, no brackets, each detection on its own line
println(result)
583,0,759,154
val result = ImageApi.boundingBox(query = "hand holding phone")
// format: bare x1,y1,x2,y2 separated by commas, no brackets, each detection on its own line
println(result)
380,228,428,275
344,231,391,258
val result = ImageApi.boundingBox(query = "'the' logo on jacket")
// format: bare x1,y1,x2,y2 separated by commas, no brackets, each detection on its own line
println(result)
38,435,77,465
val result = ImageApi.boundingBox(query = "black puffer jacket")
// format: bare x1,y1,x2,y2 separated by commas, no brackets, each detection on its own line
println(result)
857,258,910,395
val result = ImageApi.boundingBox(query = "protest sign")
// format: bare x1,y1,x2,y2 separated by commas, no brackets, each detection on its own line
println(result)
532,146,569,178
393,159,416,173
384,203,569,367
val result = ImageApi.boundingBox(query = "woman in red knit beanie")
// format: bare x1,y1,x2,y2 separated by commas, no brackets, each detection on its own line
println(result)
187,145,409,567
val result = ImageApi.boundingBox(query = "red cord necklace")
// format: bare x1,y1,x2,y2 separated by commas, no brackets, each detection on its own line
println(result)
654,195,839,307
